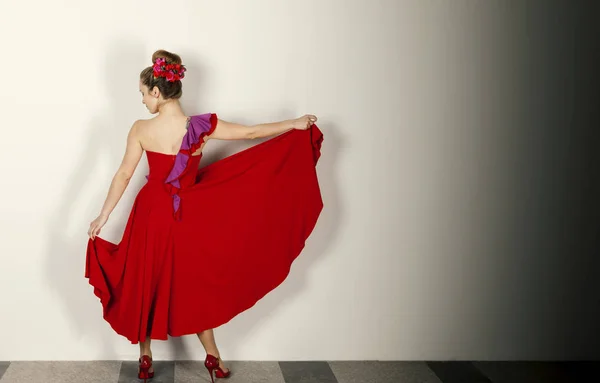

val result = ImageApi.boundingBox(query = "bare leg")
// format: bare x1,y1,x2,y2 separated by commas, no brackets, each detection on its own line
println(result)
139,336,153,373
197,329,229,373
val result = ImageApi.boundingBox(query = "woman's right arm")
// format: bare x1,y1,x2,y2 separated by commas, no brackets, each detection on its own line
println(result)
207,114,317,141
88,121,144,240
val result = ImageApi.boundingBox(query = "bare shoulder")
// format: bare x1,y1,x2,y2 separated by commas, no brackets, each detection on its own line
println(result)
133,118,154,129
129,118,153,138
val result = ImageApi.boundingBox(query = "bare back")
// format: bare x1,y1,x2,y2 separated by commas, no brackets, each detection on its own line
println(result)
137,115,206,157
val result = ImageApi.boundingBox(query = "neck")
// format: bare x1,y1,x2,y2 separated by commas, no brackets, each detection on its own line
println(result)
158,99,185,116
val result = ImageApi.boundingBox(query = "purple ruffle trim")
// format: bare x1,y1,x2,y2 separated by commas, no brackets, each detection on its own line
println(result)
172,194,181,213
164,113,215,216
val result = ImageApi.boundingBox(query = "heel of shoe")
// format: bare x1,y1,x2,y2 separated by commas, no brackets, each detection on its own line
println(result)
138,355,154,382
207,368,215,383
139,370,151,383
204,354,230,380
205,354,217,383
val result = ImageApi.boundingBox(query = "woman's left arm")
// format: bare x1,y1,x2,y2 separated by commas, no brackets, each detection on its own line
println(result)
88,121,144,239
207,114,317,141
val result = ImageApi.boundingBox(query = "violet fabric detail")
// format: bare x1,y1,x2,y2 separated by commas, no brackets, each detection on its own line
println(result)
163,113,215,216
165,153,188,185
172,194,181,213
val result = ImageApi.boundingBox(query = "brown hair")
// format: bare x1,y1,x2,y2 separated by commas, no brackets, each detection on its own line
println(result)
140,50,184,99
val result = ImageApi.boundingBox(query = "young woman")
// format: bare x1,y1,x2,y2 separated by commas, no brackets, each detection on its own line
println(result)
85,50,324,382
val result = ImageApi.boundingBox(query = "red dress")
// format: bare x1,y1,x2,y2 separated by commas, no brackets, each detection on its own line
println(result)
85,113,324,344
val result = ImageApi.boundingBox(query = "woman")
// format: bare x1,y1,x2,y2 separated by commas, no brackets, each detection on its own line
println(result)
85,50,324,382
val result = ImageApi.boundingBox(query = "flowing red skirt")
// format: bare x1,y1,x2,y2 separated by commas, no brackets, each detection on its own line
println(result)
85,124,323,344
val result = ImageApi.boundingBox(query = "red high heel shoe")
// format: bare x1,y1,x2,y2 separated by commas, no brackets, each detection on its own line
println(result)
204,354,231,383
138,355,154,382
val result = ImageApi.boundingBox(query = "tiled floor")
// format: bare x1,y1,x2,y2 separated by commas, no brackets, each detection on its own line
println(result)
0,360,596,382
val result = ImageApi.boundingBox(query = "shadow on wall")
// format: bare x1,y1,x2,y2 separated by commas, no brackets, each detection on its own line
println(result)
43,40,148,359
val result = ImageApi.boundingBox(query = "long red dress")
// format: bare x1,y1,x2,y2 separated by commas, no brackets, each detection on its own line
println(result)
85,113,323,344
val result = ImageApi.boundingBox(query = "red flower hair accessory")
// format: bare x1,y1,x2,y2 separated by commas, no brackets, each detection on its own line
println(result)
153,57,186,82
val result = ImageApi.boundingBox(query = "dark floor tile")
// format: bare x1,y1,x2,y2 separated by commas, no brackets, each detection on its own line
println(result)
279,361,338,383
0,362,10,380
426,361,491,383
560,361,600,381
118,360,174,383
474,361,600,383
330,361,442,383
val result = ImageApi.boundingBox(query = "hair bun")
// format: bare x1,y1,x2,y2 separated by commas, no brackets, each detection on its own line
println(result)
151,49,182,65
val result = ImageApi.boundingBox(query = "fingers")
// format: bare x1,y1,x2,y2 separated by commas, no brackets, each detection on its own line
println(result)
303,114,317,129
88,223,98,240
88,216,107,240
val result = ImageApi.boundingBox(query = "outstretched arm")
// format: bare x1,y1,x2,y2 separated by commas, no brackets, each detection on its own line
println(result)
207,114,317,141
88,121,144,239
